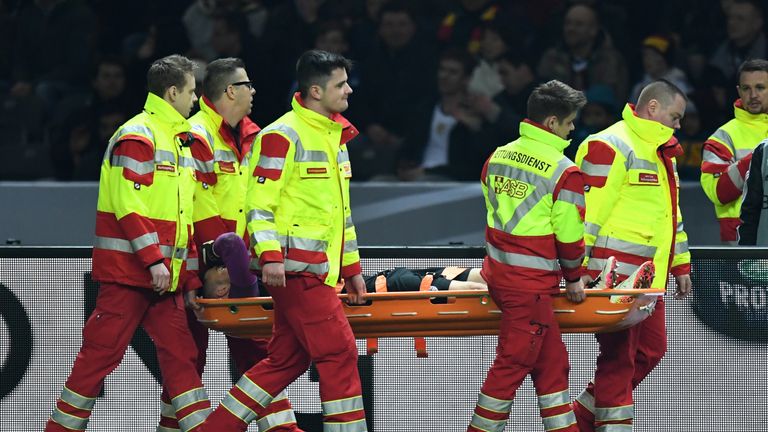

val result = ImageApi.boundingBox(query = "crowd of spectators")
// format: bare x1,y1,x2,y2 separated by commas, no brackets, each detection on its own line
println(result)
0,0,765,181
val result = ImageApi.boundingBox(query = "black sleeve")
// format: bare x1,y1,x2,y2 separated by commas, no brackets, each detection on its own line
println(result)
738,143,764,245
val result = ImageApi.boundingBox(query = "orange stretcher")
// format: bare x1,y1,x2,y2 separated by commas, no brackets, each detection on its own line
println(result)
195,289,664,345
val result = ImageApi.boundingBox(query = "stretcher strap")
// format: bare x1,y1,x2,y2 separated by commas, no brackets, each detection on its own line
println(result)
414,276,433,357
368,275,389,354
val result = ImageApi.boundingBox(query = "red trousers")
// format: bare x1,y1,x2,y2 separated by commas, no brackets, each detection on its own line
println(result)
159,310,302,431
45,283,209,432
469,290,577,432
573,297,667,431
199,276,367,431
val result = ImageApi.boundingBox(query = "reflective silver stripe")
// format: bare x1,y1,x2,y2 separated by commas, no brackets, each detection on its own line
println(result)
486,162,559,232
178,407,211,432
156,426,180,432
486,243,558,271
130,232,160,252
676,221,684,233
322,396,364,416
111,155,155,175
575,389,595,413
186,258,199,271
542,411,577,431
735,147,753,159
580,160,612,177
156,149,177,164
538,389,570,410
214,149,238,162
596,425,633,432
50,407,89,430
257,409,297,431
591,134,657,172
247,209,275,224
727,161,746,190
710,128,736,155
337,149,350,164
484,176,505,231
179,156,195,168
559,256,584,270
272,391,288,402
476,392,513,413
468,413,507,432
702,148,731,164
594,404,634,421
585,222,602,237
193,157,215,174
344,239,358,254
160,399,176,418
324,418,368,432
159,245,189,260
190,124,215,146
236,374,274,408
261,123,330,163
284,259,330,275
220,392,257,423
258,156,286,170
556,189,584,207
674,240,689,255
94,236,133,253
289,236,328,252
345,216,354,229
588,258,639,277
60,386,96,411
595,235,657,258
171,387,208,411
104,124,157,162
251,229,279,244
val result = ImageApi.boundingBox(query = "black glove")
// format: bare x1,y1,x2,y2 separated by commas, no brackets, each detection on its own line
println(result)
201,240,224,267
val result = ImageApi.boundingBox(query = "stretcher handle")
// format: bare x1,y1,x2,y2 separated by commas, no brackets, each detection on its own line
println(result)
196,288,666,308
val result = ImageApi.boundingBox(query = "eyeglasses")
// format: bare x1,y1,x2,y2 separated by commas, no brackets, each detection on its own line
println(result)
227,81,253,91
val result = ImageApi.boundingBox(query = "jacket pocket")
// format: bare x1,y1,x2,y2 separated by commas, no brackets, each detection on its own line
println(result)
301,312,355,358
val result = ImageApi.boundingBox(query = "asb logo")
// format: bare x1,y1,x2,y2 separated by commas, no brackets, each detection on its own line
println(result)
493,176,529,198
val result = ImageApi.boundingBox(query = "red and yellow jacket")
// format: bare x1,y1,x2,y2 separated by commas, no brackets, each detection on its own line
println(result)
189,96,260,245
481,120,586,293
701,99,768,242
246,94,361,286
576,104,690,289
92,93,200,292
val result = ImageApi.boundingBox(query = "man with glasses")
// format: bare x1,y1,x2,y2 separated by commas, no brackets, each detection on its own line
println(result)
155,58,302,432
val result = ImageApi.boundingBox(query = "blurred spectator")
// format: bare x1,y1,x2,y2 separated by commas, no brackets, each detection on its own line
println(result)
0,0,16,89
50,57,138,180
629,34,693,103
676,101,706,181
67,103,129,180
254,0,346,123
287,21,358,100
183,0,269,61
710,0,767,89
467,22,516,98
537,3,629,102
10,0,96,110
396,48,492,182
348,0,389,59
436,0,501,55
349,1,438,180
569,84,619,159
471,50,539,148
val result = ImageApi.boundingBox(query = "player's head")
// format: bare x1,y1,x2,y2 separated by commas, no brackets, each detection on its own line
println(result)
202,266,231,299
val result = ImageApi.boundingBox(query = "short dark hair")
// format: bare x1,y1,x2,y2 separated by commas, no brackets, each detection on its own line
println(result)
527,80,587,123
296,49,353,98
637,79,687,110
147,54,196,97
203,57,246,100
440,47,477,78
738,58,768,80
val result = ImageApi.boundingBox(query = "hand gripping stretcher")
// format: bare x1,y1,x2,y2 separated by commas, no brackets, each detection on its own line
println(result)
194,288,664,357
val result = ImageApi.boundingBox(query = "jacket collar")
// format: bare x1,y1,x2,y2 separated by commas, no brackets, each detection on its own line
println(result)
292,93,359,145
198,96,260,157
519,119,570,153
143,92,190,136
734,99,768,125
621,103,674,146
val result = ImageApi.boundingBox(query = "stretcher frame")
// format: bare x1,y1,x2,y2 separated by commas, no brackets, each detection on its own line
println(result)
195,288,664,340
